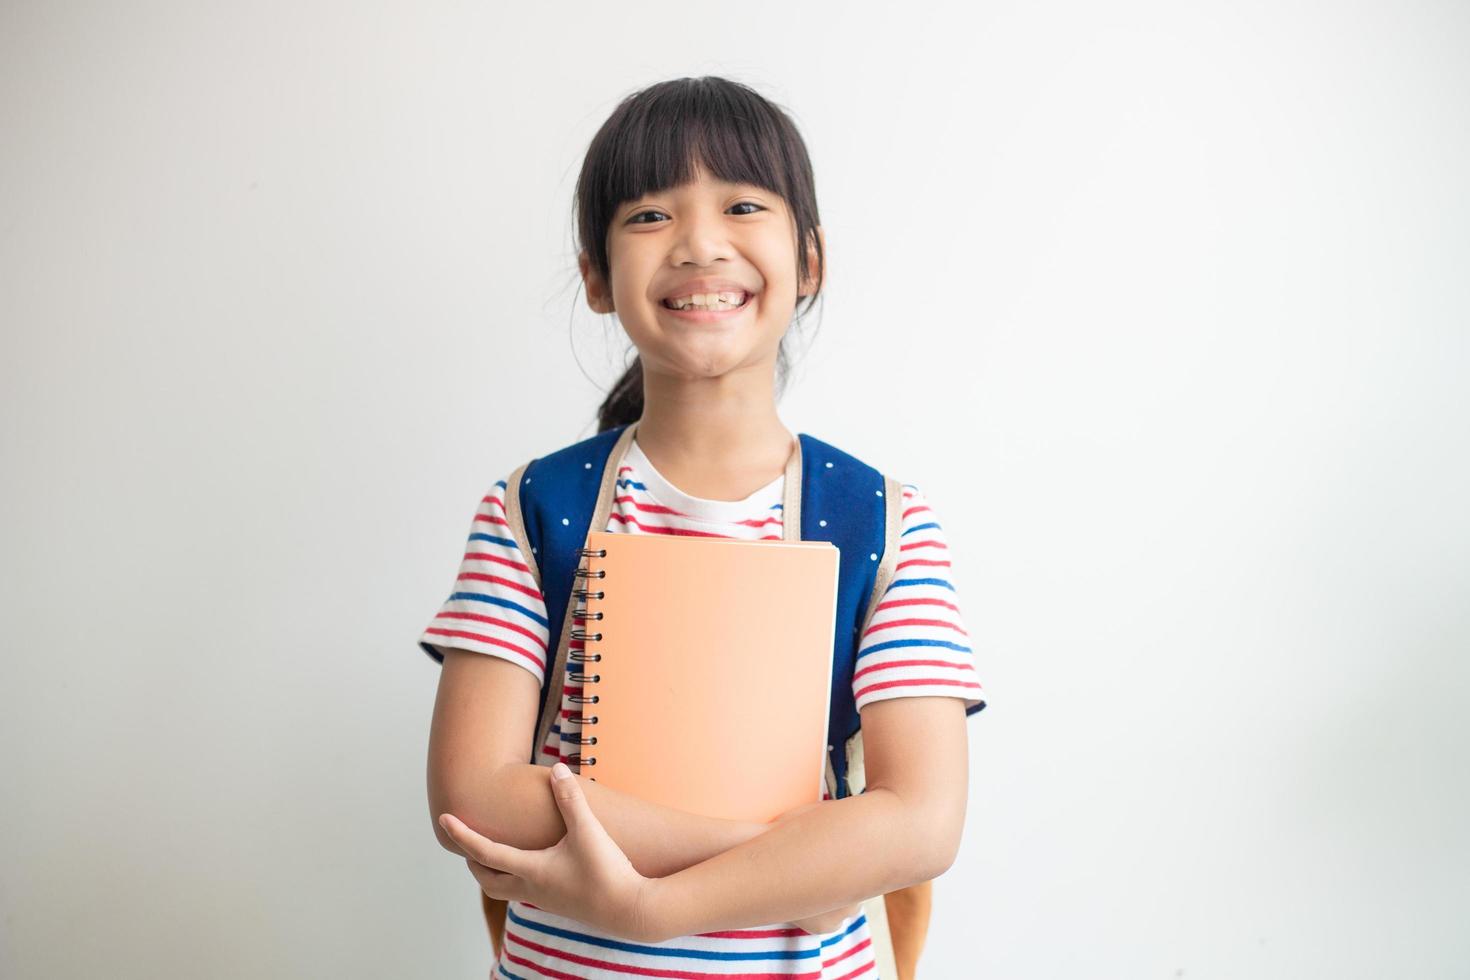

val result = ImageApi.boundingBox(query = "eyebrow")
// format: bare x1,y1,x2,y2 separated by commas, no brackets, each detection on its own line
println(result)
622,182,767,212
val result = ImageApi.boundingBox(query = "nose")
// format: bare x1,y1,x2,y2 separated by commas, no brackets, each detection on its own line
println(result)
667,207,734,268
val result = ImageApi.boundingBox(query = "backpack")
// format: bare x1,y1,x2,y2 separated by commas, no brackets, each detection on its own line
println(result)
480,419,933,979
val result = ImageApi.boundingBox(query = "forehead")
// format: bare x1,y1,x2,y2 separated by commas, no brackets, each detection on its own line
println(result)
639,174,760,197
651,157,774,194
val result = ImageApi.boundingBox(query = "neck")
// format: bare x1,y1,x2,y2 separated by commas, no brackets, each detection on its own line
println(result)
633,367,795,481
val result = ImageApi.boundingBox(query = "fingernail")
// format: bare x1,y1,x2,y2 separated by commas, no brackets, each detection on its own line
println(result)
552,762,572,780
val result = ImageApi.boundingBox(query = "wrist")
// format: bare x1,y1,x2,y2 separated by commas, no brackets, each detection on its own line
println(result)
635,874,675,943
731,818,769,847
644,820,762,941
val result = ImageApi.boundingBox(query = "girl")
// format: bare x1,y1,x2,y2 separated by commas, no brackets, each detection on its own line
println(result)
420,75,987,979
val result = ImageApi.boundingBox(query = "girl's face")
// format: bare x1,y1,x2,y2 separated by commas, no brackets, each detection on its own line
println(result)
581,161,822,381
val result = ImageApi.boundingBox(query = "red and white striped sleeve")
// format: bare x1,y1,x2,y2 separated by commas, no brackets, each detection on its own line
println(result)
416,477,550,686
852,483,987,716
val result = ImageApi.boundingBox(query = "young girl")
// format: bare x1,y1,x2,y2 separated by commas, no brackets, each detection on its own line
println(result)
420,75,987,979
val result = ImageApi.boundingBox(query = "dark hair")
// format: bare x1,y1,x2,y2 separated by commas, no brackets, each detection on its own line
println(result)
574,76,826,433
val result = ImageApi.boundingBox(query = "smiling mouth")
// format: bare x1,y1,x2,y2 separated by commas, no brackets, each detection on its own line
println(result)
661,291,751,312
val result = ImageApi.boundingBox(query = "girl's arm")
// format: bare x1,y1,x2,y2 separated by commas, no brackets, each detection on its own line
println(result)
430,649,764,879
438,762,765,879
638,696,969,942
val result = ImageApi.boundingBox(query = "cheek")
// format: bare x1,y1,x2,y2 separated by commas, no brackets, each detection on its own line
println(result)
754,239,801,295
608,258,660,311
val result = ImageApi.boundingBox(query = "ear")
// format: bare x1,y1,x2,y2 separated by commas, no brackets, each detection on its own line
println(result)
579,249,615,314
797,225,826,298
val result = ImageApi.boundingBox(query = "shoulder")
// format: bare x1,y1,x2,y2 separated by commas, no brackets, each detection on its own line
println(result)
797,432,890,478
896,482,946,526
514,424,633,512
522,423,632,475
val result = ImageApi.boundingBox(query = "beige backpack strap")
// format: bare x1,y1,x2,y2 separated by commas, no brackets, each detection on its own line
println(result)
781,433,803,542
484,462,538,963
851,473,906,978
864,890,902,979
483,426,640,964
503,460,540,591
846,472,904,794
866,475,905,641
527,422,640,771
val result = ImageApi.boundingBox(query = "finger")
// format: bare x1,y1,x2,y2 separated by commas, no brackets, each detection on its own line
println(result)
548,762,592,833
438,813,526,875
466,859,527,902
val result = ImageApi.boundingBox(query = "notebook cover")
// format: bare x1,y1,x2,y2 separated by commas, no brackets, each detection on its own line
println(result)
578,530,840,824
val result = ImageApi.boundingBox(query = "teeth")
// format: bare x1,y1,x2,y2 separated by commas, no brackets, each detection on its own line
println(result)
664,291,747,311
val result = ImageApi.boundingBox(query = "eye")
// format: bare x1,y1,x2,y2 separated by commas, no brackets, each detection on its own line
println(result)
626,201,765,224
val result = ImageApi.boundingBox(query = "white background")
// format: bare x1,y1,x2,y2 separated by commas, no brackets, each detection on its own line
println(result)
2,1,1466,977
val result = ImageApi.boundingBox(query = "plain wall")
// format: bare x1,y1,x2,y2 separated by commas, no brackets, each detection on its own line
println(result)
2,1,1466,977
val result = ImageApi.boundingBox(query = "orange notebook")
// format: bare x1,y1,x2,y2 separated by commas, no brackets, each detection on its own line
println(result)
575,530,840,824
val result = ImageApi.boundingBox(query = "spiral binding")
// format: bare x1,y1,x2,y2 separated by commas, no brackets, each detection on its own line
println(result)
566,545,606,769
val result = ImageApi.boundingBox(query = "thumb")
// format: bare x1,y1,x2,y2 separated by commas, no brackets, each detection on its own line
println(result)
549,762,591,832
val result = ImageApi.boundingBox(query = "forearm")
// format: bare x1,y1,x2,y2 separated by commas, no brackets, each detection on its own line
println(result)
438,763,766,879
644,787,944,942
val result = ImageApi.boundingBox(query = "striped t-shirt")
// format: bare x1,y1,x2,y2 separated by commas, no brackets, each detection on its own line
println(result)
419,434,987,979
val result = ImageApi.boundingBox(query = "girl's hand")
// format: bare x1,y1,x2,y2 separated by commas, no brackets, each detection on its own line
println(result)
438,762,660,942
768,799,866,935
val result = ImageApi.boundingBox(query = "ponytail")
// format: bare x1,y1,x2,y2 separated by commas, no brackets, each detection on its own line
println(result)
596,356,645,433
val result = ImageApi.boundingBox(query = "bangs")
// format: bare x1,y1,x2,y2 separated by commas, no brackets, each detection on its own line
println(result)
592,84,797,210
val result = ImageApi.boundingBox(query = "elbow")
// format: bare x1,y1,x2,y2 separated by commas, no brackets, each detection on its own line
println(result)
429,789,467,854
428,762,522,854
922,831,961,880
904,799,964,883
427,772,464,853
872,788,960,886
432,811,464,854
